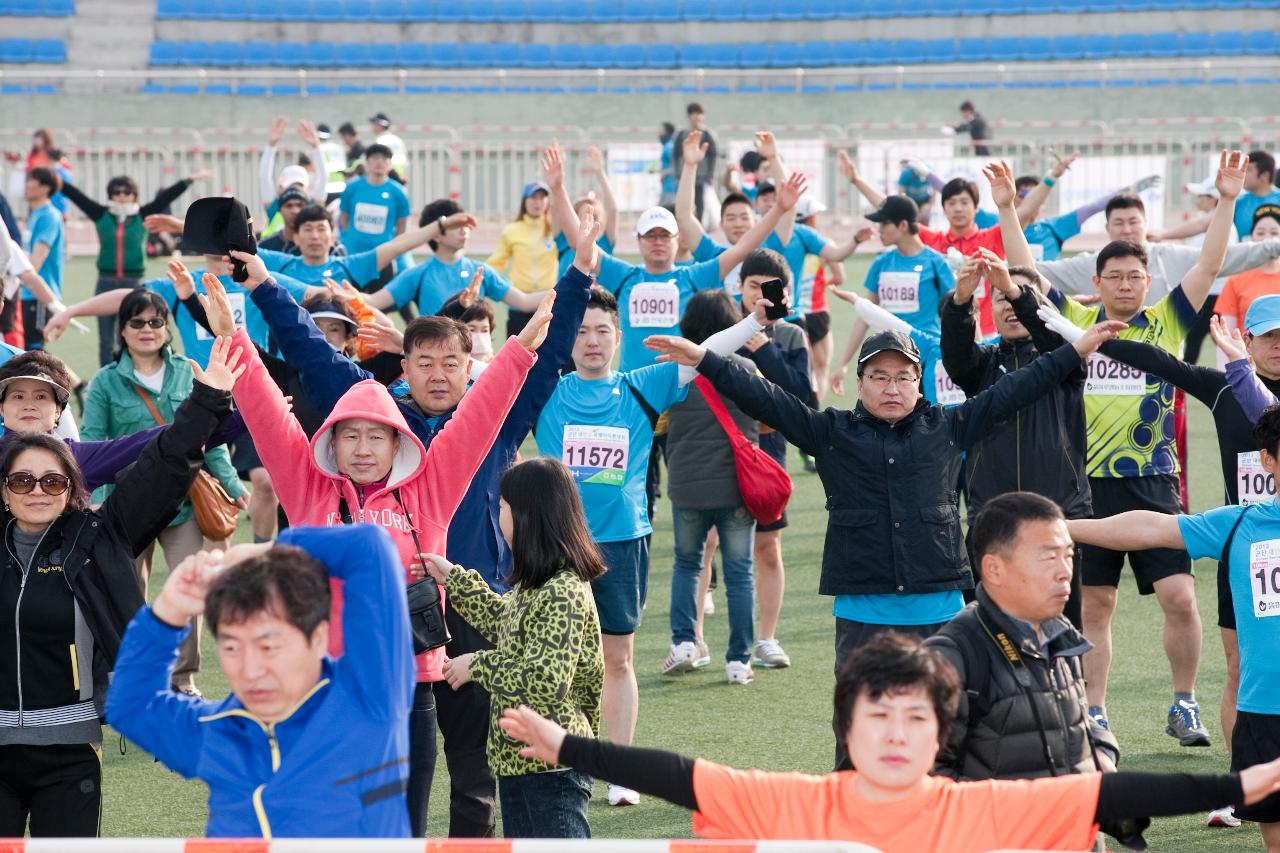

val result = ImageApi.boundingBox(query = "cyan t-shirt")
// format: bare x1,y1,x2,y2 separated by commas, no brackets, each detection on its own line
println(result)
554,232,615,279
536,363,687,543
597,254,723,372
975,209,999,230
764,223,831,318
660,139,677,195
1024,211,1082,262
24,203,63,299
1179,500,1280,714
864,246,955,337
1236,188,1280,241
898,168,932,204
833,591,965,626
905,327,963,408
260,247,381,289
144,270,309,367
338,177,411,255
385,256,512,315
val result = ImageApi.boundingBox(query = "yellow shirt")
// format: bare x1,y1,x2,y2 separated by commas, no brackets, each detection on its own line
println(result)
488,215,558,294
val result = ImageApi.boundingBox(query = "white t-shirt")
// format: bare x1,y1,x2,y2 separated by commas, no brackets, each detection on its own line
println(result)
0,231,34,299
133,364,166,394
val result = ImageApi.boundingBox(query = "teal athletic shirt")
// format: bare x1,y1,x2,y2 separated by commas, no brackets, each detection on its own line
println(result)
384,256,512,315
864,246,955,338
597,253,722,372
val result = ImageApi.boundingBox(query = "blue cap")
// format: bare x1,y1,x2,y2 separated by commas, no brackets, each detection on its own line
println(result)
1245,295,1280,336
522,180,550,198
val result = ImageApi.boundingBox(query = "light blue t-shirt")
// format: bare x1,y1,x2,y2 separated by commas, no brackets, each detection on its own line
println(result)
660,139,676,195
1179,500,1280,714
764,223,831,318
1236,188,1280,241
536,363,688,543
260,247,381,289
554,232,615,279
975,209,999,230
1023,211,1082,262
898,168,932,205
597,254,723,372
385,256,512,315
833,591,965,626
144,270,309,367
864,246,955,337
24,203,63,299
338,177,412,255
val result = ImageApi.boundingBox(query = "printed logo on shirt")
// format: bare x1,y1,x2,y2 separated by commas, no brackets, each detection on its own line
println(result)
628,281,680,328
353,202,390,235
324,506,415,534
879,271,921,314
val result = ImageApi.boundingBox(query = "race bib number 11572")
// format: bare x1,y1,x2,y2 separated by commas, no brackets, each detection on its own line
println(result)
563,425,629,486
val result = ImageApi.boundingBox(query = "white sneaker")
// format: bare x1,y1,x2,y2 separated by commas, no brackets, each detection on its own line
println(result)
703,591,715,614
752,638,791,668
662,641,699,675
725,660,754,684
607,783,640,806
692,639,711,669
1205,806,1241,827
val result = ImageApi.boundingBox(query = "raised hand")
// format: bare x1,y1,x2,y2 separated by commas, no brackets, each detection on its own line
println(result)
1216,149,1248,200
189,168,213,183
515,290,557,352
42,309,73,342
324,277,362,307
572,210,603,275
828,288,859,307
197,272,238,336
1130,174,1161,194
267,115,288,147
1072,320,1128,358
586,145,606,175
357,320,404,355
541,142,565,190
190,335,246,392
754,131,779,161
682,130,708,168
144,213,184,234
454,268,483,309
644,334,705,367
442,211,479,233
1049,151,1078,179
227,249,269,289
168,259,196,300
953,254,984,304
296,119,320,148
976,247,1017,296
1035,304,1085,343
837,149,860,185
152,550,225,627
1209,314,1249,363
776,171,808,212
499,705,568,765
983,160,1017,209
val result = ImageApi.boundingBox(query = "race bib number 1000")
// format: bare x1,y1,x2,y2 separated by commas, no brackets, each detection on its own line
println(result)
196,291,246,341
1238,451,1277,506
629,281,680,328
1084,354,1145,396
563,425,629,486
1249,538,1280,618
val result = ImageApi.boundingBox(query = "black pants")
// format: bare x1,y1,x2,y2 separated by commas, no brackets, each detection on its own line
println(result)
94,275,140,366
432,606,497,837
1183,293,1217,365
21,300,46,350
833,618,948,771
0,742,101,837
506,309,533,339
407,682,438,837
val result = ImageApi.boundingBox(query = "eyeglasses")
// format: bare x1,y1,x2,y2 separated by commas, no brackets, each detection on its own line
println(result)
4,473,71,496
863,373,920,388
109,189,134,198
639,232,674,242
1099,273,1148,284
126,317,166,330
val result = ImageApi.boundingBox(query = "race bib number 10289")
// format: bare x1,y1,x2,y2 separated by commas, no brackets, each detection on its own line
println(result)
1084,354,1145,396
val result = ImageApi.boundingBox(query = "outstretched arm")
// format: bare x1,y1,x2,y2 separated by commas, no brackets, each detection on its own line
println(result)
374,212,476,271
717,171,807,278
986,160,1038,272
1067,511,1185,551
1013,153,1076,226
838,149,886,209
1181,150,1248,311
675,130,710,250
586,146,619,246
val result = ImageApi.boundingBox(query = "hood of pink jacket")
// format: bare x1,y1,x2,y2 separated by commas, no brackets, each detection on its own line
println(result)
310,378,428,490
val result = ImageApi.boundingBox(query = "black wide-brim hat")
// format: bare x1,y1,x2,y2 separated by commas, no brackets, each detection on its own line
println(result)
183,197,258,282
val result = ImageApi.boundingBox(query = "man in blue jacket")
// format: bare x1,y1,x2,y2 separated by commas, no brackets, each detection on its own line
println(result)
107,524,414,838
240,185,596,837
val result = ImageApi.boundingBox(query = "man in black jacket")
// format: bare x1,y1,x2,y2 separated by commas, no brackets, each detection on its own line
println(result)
927,491,1119,783
645,312,1125,764
941,249,1089,628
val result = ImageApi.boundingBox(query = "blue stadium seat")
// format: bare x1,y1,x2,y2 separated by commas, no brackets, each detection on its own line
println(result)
1212,30,1246,54
243,40,273,64
207,40,243,66
517,43,553,67
374,0,407,21
1083,34,1116,58
335,83,370,94
614,43,646,68
398,42,429,66
1181,32,1212,55
184,41,212,65
435,0,464,20
459,43,494,67
800,40,835,67
1147,31,1180,57
707,43,742,67
203,82,234,94
956,37,992,61
551,43,586,68
149,41,181,65
491,0,528,20
862,39,893,65
1051,35,1087,60
803,0,839,17
925,38,957,64
429,43,461,66
1018,35,1052,60
237,83,267,96
1245,30,1278,55
619,0,654,21
312,0,342,20
890,39,929,65
402,0,434,20
45,0,75,14
775,0,805,18
463,0,494,21
831,40,865,66
645,43,677,67
306,41,337,66
766,41,802,67
1113,33,1150,57
155,0,184,18
988,36,1020,60
212,0,247,20
528,0,567,21
588,0,619,22
367,41,400,66
677,43,711,67
339,42,375,67
1117,0,1155,8
275,41,306,67
344,0,376,21
961,0,1002,14
710,0,746,20
247,0,275,21
271,84,302,96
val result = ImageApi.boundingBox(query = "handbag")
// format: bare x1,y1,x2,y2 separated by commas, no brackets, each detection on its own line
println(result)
131,383,240,540
693,375,793,525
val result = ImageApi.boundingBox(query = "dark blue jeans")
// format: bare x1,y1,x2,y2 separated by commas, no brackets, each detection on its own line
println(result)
498,769,593,838
407,682,438,837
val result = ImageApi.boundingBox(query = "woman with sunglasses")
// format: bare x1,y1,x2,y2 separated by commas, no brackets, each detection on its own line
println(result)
0,335,243,837
80,290,248,695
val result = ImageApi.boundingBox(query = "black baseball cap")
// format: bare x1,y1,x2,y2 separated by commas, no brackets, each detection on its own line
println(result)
369,112,391,127
866,195,919,225
857,330,921,370
316,123,332,139
1254,203,1280,232
277,186,309,207
182,197,258,283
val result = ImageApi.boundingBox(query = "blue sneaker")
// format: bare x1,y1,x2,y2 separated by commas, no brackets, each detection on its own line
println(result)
1088,706,1111,732
1167,699,1211,747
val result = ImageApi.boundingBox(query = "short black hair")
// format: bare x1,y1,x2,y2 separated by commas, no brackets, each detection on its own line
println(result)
338,122,356,137
26,167,58,197
1014,175,1039,194
205,544,331,639
293,204,332,231
720,192,754,215
1105,192,1146,221
1255,405,1280,457
115,288,172,361
106,175,138,198
1249,150,1277,183
686,102,704,115
970,491,1064,561
0,432,90,513
660,121,675,140
403,315,470,358
739,150,764,173
940,177,978,207
1096,240,1148,276
364,143,394,160
959,100,975,112
755,180,776,198
585,288,619,326
0,350,74,412
680,289,740,345
419,198,462,251
833,632,960,755
500,458,606,589
740,248,790,287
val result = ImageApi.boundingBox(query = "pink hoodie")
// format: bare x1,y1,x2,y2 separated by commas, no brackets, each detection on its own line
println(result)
230,329,536,681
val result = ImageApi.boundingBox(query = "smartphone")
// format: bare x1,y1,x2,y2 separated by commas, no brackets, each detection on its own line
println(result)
760,278,789,320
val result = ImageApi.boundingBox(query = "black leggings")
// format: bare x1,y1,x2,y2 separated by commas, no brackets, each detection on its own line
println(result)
407,682,438,837
0,742,101,837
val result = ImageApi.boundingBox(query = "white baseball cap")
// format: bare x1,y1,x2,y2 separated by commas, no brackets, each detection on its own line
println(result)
277,164,309,191
635,206,678,237
795,196,827,219
1184,176,1219,198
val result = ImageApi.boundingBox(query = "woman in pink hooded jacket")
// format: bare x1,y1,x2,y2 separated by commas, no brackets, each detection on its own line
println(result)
199,251,554,833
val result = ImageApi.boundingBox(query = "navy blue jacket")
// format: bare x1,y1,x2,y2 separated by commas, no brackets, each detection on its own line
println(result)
251,266,592,590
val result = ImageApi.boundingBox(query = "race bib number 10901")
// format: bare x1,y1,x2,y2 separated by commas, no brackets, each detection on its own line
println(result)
1084,354,1145,396
629,281,680,328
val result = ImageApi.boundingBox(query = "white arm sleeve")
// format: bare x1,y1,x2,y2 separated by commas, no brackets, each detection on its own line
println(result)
258,145,277,209
309,147,327,202
678,313,765,386
853,298,914,334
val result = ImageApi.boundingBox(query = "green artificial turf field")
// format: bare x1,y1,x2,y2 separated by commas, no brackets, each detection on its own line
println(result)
43,252,1245,849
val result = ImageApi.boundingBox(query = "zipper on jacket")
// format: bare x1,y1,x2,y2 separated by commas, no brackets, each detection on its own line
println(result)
1015,349,1022,489
8,521,53,728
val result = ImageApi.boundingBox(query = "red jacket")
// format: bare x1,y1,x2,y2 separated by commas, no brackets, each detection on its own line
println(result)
920,224,1005,336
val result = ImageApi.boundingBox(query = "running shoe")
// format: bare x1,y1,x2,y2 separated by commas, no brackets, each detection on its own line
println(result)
725,661,754,684
607,784,640,807
692,639,711,669
1166,699,1212,747
662,641,699,675
752,638,791,668
1088,706,1111,732
1205,806,1241,828
703,590,715,615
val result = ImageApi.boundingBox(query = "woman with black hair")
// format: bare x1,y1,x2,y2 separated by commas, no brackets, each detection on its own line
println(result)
0,337,241,836
420,457,604,839
80,289,248,694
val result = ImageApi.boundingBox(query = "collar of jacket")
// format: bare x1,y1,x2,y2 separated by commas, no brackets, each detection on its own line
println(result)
975,585,1092,661
115,347,178,387
197,663,334,737
996,335,1038,356
852,397,931,427
5,512,74,567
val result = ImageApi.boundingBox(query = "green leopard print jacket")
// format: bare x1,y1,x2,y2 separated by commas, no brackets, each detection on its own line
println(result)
445,566,603,776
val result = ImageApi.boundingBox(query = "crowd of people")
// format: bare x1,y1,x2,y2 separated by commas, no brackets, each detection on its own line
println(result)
3,103,1280,851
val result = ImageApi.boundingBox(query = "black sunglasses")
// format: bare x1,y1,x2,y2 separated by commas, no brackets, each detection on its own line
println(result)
126,317,166,330
4,473,71,496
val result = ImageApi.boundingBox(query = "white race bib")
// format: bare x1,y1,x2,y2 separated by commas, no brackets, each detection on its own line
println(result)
1249,538,1280,619
878,270,921,314
722,263,742,298
1238,451,1277,506
196,291,246,341
628,280,680,328
1083,354,1145,396
563,425,629,486
353,201,389,235
934,363,966,407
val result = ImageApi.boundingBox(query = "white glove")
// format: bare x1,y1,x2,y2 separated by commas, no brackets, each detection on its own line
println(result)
940,125,957,137
1036,305,1085,343
945,247,966,273
1131,175,1162,194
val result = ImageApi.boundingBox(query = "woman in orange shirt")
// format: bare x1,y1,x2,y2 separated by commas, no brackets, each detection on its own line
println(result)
500,633,1280,853
1216,206,1280,335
